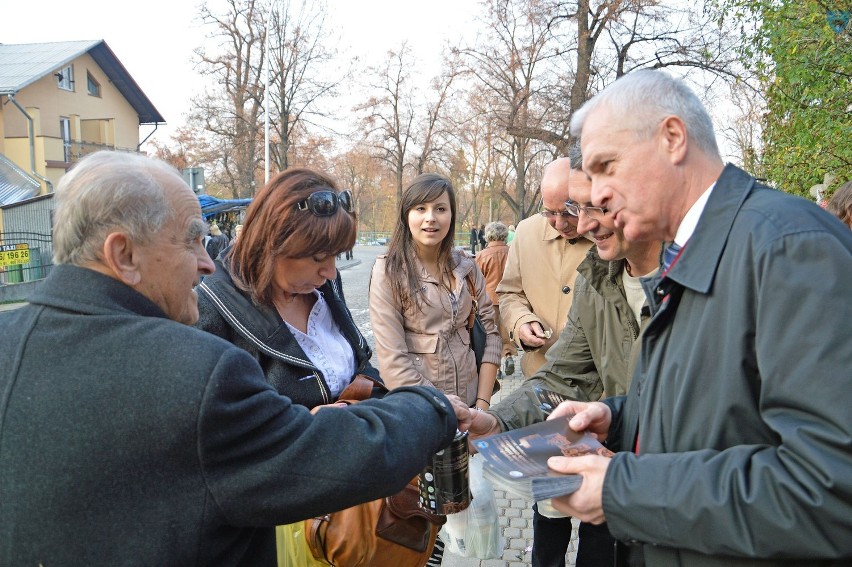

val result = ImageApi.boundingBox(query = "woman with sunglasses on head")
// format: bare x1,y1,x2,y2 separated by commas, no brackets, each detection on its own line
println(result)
195,168,379,411
195,168,464,567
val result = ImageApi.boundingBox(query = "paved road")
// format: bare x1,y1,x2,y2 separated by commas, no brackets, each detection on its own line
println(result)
339,245,579,567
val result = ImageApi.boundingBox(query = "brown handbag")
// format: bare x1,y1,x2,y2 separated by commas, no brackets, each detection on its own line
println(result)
305,479,444,567
304,375,446,567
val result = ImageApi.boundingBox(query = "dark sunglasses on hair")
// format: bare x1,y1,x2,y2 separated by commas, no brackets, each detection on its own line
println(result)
296,189,355,216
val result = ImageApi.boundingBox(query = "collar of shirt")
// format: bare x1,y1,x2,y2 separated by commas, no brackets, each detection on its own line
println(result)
285,289,356,397
674,182,716,247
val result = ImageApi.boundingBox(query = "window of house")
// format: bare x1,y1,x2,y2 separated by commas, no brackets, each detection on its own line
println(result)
60,117,72,162
87,72,101,97
56,65,74,91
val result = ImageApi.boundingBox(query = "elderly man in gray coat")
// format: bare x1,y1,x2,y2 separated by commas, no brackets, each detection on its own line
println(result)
0,151,459,567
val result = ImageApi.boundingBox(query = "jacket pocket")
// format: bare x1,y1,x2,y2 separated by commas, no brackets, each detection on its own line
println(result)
405,333,439,353
405,333,438,367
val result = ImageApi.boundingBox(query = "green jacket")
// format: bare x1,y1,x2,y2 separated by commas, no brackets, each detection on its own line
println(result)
492,248,647,431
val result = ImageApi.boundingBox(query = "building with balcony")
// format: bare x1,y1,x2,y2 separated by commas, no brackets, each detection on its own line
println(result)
0,39,164,203
0,40,164,292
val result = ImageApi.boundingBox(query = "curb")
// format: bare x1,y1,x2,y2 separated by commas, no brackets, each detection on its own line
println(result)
337,259,362,271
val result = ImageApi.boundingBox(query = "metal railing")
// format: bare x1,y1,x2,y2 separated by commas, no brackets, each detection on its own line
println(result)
357,231,475,248
67,141,138,163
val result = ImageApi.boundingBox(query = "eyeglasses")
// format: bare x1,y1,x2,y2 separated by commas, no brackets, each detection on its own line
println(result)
564,200,608,220
296,189,354,217
539,207,579,220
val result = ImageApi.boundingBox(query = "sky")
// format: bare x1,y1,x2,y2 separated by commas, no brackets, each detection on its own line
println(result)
0,0,479,150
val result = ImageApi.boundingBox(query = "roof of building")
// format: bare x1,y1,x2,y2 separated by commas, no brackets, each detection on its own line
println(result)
0,40,165,124
198,194,253,219
0,154,40,205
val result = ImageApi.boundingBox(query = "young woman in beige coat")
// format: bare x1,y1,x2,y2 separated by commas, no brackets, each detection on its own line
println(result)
369,174,501,565
368,173,501,411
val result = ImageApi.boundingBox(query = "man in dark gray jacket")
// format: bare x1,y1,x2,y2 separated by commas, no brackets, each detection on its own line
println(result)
0,151,459,567
544,69,852,565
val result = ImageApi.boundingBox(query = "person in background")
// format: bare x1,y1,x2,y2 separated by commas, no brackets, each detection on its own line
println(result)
369,173,502,566
466,144,662,567
826,179,852,229
478,223,487,251
475,221,518,377
232,223,243,244
205,222,229,260
196,168,378,409
549,68,852,565
506,223,516,244
469,224,479,255
0,151,459,567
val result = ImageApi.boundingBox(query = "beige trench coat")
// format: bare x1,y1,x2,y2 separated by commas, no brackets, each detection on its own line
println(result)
368,250,502,406
496,213,592,376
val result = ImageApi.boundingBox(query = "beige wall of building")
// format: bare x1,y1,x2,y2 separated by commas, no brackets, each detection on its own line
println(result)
2,52,141,193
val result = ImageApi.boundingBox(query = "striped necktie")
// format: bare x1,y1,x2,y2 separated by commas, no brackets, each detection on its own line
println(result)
662,242,682,273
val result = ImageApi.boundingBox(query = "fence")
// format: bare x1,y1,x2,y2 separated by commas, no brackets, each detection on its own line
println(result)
0,231,54,284
357,231,476,249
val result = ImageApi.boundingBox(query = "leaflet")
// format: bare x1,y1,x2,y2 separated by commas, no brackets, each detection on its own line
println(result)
472,416,613,500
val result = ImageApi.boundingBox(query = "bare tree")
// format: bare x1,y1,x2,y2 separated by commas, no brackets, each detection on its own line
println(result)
512,0,751,149
412,50,463,175
332,146,393,233
266,0,345,172
193,0,266,198
719,79,765,175
450,88,515,227
355,43,418,202
461,0,572,223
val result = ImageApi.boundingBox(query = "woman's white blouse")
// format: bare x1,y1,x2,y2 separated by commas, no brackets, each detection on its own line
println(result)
285,290,356,397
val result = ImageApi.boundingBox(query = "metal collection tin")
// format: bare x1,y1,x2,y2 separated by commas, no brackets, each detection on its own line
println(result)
418,429,471,515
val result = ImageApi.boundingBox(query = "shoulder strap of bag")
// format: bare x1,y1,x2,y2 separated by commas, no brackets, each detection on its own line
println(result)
337,373,386,404
464,272,479,331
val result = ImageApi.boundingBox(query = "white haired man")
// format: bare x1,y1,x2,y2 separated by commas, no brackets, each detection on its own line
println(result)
546,69,852,565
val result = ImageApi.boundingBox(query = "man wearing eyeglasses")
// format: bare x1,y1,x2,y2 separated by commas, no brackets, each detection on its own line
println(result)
482,147,660,567
495,158,591,567
497,157,592,381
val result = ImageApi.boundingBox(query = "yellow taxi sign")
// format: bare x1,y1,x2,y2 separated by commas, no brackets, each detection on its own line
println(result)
0,243,30,267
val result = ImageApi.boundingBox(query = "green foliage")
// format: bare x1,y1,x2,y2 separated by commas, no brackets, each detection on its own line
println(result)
716,1,852,197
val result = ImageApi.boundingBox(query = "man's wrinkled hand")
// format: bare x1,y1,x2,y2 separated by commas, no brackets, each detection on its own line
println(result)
447,394,474,430
446,394,502,444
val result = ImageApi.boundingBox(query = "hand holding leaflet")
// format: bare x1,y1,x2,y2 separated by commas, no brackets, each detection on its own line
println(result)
472,415,613,501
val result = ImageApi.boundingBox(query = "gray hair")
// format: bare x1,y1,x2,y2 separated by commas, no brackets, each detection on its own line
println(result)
570,69,721,160
484,221,508,242
53,151,180,266
567,140,583,170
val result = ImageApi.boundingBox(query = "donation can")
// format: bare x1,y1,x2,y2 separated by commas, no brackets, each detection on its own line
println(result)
419,429,471,515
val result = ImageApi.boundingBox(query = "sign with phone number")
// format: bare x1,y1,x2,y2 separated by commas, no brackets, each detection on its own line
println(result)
0,243,30,267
